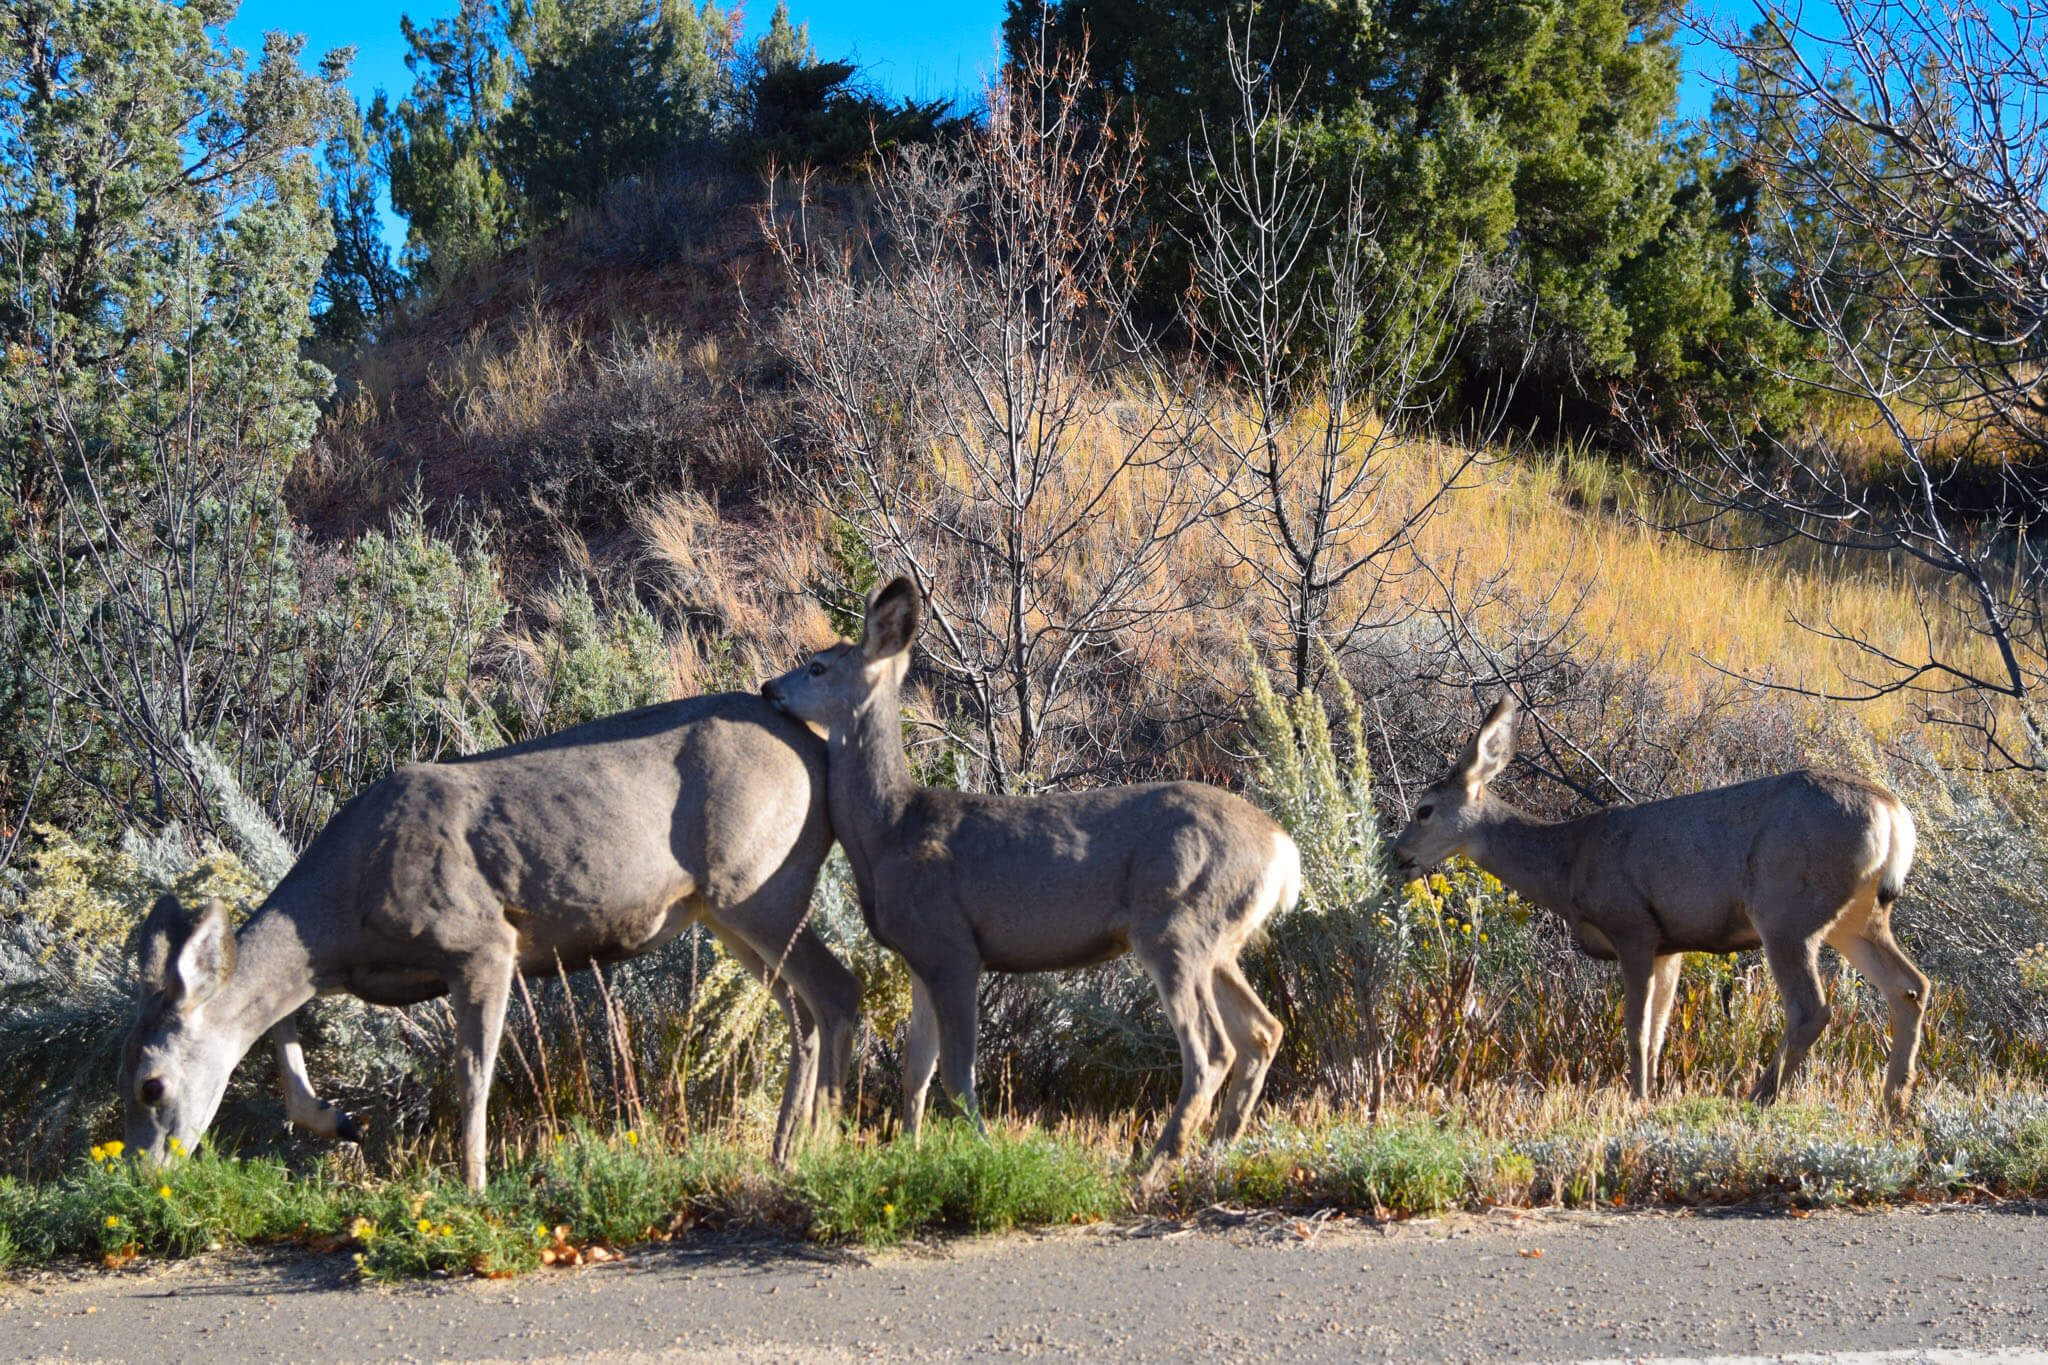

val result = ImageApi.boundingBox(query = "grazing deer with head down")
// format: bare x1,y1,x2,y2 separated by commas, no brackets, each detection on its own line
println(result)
763,577,1301,1168
120,693,860,1190
1391,696,1929,1113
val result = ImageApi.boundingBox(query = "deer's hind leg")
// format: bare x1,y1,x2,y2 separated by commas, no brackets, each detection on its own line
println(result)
448,945,517,1193
1752,927,1831,1106
1137,947,1235,1170
1209,956,1281,1147
779,929,861,1142
1828,913,1930,1116
712,928,825,1166
749,922,861,1149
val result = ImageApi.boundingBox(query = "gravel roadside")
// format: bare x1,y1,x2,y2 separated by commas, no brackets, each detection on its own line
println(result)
2,1202,2045,1362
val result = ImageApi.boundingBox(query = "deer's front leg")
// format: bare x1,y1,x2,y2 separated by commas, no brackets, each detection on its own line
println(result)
448,952,515,1193
901,974,941,1141
1645,953,1684,1095
274,1015,361,1143
925,966,985,1137
1617,938,1661,1101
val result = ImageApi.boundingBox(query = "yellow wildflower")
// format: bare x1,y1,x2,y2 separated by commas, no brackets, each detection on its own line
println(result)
89,1145,105,1163
535,1224,550,1240
882,1203,895,1217
157,1186,172,1199
349,1217,376,1242
103,1140,123,1158
625,1130,638,1147
105,1215,120,1228
416,1217,433,1233
168,1137,184,1156
439,1224,453,1237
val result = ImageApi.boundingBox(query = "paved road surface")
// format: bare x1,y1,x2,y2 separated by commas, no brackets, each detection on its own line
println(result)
2,1203,2045,1362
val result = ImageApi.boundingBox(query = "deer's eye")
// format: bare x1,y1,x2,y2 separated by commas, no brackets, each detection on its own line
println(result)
808,659,827,677
1416,804,1435,821
140,1077,166,1106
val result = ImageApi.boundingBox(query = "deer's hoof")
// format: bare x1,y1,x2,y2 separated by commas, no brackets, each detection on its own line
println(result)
334,1110,364,1144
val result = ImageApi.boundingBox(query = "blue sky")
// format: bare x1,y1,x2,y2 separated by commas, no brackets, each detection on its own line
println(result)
226,0,1013,248
226,0,1010,113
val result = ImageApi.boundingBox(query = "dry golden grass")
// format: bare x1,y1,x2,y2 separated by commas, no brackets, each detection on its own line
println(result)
1409,449,1993,730
995,388,2001,743
310,283,1996,754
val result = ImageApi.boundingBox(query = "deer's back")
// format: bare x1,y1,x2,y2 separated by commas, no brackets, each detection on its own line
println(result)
893,781,1287,971
277,693,830,978
1574,768,1906,949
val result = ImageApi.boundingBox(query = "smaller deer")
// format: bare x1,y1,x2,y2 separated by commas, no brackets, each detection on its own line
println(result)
1391,696,1929,1113
763,578,1301,1168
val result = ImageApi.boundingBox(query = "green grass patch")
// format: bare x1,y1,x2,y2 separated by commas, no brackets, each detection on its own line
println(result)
1202,1118,1480,1215
0,1129,760,1279
6,1091,2048,1280
791,1120,1120,1245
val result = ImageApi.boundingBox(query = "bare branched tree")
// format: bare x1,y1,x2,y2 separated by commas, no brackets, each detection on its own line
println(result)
765,37,1212,791
1632,0,2048,769
1182,19,1505,695
18,352,502,848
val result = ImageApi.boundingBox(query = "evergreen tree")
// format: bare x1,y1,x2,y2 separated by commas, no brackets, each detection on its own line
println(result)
2,0,349,837
385,0,522,285
751,0,813,74
313,91,406,351
500,0,737,225
1008,0,1806,428
2,0,346,498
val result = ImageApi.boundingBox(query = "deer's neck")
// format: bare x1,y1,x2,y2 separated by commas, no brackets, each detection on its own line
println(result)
1467,800,1583,913
215,907,319,1054
827,686,916,906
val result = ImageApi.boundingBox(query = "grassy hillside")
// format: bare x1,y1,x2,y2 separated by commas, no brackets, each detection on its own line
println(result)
302,172,1986,751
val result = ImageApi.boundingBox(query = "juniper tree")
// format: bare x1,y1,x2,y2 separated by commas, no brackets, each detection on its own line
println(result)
1007,0,1806,429
1,0,355,848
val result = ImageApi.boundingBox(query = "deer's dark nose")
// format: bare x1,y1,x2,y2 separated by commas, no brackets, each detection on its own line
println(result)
761,679,784,708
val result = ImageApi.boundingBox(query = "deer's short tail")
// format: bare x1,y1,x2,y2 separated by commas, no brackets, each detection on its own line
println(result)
1879,799,1918,908
1253,830,1304,931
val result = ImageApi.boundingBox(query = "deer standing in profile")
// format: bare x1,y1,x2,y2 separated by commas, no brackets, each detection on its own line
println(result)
120,693,861,1190
1391,696,1930,1113
763,578,1302,1169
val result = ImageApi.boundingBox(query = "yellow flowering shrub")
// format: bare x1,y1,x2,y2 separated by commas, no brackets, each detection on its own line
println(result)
15,824,266,965
2019,943,2048,997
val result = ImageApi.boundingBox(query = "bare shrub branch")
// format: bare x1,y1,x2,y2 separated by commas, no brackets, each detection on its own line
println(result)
1629,0,2048,768
765,37,1213,790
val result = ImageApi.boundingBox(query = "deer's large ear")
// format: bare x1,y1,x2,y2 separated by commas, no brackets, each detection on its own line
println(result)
1454,695,1519,792
861,576,922,661
138,893,186,996
144,897,236,1011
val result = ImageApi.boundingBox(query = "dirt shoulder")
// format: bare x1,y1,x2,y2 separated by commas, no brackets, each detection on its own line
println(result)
3,1203,2046,1362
